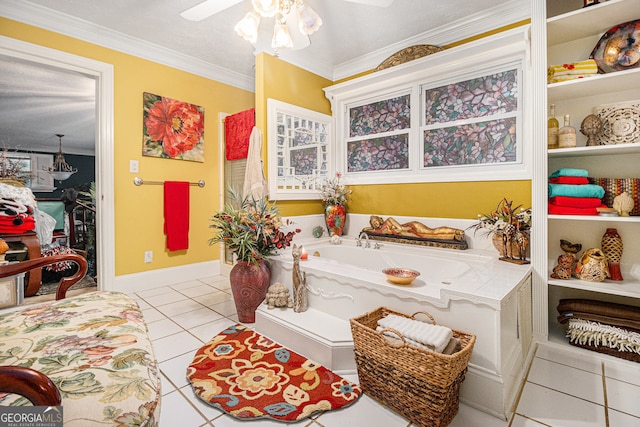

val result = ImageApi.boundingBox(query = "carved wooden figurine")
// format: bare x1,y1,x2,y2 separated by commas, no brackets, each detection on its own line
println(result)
292,244,308,313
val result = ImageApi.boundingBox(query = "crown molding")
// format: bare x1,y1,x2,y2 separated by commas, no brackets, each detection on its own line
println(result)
332,0,530,81
1,0,255,92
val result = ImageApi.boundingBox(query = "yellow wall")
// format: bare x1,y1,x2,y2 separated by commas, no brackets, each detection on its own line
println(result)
1,18,255,275
255,53,333,216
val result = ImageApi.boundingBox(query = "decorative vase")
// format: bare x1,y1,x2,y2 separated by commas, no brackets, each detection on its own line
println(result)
229,260,271,323
601,228,623,281
574,248,609,282
491,231,528,259
324,204,347,237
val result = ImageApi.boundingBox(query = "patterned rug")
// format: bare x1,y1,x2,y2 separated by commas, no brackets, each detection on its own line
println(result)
187,324,362,422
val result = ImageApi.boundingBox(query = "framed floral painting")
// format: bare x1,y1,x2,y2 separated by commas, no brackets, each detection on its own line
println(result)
142,92,205,162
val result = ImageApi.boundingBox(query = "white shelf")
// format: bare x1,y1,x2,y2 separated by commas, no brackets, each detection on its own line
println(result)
547,0,640,45
549,277,640,299
548,142,640,158
548,215,640,222
547,68,640,103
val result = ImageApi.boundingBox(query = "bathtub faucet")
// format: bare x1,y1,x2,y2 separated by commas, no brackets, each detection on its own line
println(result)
357,232,370,248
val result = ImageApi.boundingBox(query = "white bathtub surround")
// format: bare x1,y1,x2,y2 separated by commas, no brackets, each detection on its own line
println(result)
257,213,533,420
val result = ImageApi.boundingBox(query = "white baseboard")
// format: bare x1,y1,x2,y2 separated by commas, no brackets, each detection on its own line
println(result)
110,261,220,293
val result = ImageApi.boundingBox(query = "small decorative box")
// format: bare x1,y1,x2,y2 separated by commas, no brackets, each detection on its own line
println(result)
595,100,640,145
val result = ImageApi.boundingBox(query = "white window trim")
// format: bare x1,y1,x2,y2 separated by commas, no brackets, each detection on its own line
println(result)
324,26,532,185
267,98,332,200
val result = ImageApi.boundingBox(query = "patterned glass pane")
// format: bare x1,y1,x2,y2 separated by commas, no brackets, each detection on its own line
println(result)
425,69,518,125
347,134,409,172
290,147,317,176
423,117,517,167
349,94,411,137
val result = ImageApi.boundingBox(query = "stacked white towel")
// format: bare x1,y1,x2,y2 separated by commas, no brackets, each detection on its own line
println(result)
377,314,453,353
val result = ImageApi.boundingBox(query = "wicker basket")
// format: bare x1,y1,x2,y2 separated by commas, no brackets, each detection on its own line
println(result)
350,307,476,427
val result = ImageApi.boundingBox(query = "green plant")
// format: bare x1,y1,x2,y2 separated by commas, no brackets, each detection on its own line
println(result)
468,198,532,236
320,172,351,206
209,190,300,264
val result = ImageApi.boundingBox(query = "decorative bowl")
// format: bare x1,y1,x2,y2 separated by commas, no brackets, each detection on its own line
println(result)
382,268,420,285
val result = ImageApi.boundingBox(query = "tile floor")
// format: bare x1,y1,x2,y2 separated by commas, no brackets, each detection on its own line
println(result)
123,275,640,427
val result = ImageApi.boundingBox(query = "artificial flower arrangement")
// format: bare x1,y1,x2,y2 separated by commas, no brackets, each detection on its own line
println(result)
320,172,352,206
469,198,532,237
209,190,300,264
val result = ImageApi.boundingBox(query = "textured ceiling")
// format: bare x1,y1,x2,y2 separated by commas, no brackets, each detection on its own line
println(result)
0,0,527,155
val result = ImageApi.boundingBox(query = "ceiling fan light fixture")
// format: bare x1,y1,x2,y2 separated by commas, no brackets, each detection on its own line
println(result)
234,11,261,43
252,0,279,17
47,134,77,181
272,17,294,49
296,2,322,35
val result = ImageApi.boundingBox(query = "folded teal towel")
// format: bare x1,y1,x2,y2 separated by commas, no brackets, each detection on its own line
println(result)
549,168,589,178
548,184,604,199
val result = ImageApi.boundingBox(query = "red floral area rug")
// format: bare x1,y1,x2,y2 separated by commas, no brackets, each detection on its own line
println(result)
186,324,362,422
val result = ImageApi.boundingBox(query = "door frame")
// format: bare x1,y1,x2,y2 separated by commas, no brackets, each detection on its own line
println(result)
0,35,115,290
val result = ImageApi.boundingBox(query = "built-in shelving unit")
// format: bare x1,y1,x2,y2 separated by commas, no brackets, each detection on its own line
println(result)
544,0,640,352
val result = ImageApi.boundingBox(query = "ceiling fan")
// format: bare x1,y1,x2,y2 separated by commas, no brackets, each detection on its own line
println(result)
180,0,395,22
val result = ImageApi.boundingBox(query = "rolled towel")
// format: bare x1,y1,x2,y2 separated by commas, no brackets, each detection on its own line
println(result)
548,74,597,84
548,183,605,199
377,313,453,354
376,327,461,355
550,168,589,178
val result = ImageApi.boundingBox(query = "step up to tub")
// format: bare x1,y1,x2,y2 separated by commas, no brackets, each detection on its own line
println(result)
255,305,356,374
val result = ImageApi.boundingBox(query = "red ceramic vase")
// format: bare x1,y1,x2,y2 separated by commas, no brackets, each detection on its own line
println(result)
324,204,347,236
229,260,271,323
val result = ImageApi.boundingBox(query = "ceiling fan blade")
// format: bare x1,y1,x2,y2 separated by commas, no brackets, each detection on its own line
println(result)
343,0,395,7
180,0,243,21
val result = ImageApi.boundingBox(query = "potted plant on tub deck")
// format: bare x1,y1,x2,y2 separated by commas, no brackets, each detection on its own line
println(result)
209,191,299,323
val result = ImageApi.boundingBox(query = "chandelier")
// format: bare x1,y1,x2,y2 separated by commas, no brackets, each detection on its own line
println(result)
235,0,322,50
47,134,77,181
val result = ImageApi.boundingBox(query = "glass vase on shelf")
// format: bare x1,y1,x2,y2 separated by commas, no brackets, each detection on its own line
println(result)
558,114,576,148
547,104,559,149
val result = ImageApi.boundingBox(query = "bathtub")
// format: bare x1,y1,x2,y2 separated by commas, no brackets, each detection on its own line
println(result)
263,238,533,419
271,240,525,310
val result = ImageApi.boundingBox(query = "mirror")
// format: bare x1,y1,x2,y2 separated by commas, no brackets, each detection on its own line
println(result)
267,99,331,200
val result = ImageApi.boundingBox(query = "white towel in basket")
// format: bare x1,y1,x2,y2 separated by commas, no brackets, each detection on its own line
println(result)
377,314,453,354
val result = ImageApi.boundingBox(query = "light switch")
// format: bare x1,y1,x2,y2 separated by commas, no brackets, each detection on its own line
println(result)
129,160,139,173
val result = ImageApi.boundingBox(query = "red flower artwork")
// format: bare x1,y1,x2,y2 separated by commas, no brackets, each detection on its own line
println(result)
142,92,205,162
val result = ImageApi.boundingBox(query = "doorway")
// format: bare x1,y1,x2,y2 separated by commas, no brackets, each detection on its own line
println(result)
0,35,115,291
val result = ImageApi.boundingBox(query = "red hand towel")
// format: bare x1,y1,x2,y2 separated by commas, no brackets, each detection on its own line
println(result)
549,176,589,185
549,196,603,208
164,181,190,251
225,108,255,160
548,202,605,216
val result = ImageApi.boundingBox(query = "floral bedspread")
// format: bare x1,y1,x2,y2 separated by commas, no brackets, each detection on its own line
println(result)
0,291,160,426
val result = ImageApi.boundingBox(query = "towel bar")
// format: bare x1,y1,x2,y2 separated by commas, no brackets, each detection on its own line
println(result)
133,177,205,187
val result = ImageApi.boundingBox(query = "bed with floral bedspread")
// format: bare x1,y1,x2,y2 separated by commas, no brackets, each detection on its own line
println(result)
0,290,161,426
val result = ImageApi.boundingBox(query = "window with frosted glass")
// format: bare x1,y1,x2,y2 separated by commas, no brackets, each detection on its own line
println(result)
347,93,411,172
422,69,519,168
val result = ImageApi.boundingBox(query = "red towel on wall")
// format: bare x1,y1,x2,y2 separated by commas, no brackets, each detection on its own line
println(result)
225,108,255,160
549,176,590,185
549,196,603,208
164,181,190,251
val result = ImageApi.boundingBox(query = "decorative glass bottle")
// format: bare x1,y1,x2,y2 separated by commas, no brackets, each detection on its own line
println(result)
558,114,576,148
547,104,559,149
601,228,623,281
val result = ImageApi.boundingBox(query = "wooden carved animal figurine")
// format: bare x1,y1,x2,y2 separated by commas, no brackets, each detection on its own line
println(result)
292,244,308,313
264,282,293,309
